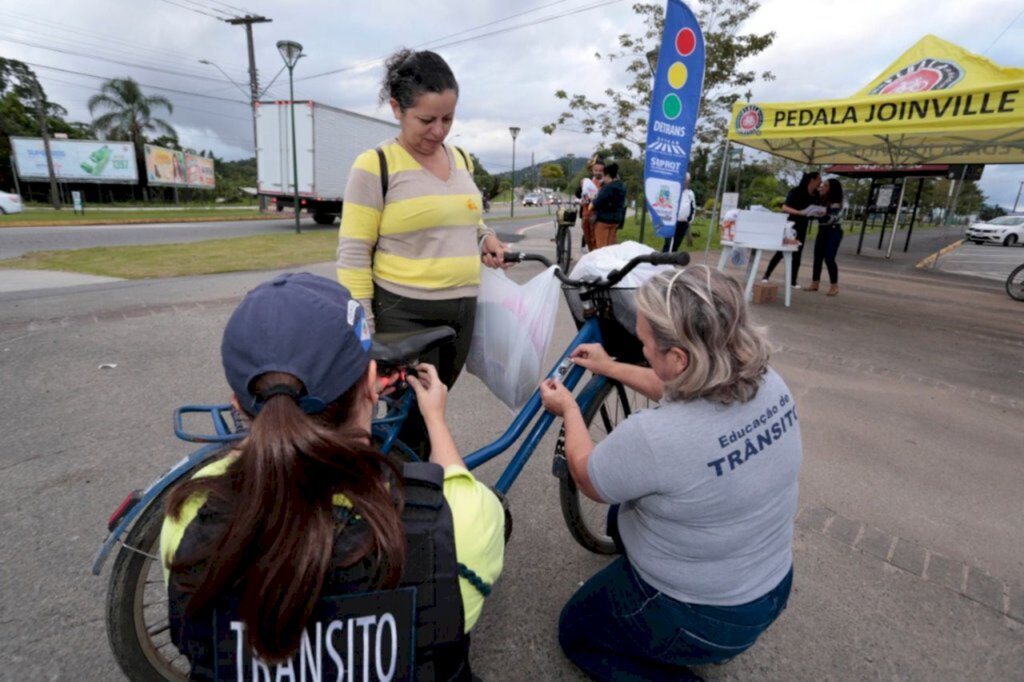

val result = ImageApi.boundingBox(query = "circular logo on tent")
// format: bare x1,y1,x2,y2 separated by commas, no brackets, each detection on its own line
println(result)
735,105,764,135
869,58,963,95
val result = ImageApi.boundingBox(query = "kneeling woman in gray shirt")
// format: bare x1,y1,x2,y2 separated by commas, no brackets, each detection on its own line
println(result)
540,264,802,680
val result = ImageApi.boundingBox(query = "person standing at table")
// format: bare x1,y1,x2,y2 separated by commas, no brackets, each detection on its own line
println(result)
806,177,844,296
762,171,821,288
662,173,696,253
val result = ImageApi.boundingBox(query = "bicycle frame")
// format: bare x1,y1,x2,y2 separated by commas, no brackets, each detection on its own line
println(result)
372,315,607,495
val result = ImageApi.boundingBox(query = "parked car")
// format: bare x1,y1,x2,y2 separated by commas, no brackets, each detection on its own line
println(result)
964,215,1024,246
0,191,24,215
522,194,543,207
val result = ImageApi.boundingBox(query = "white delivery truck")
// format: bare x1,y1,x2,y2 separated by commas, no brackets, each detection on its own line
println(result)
255,100,399,225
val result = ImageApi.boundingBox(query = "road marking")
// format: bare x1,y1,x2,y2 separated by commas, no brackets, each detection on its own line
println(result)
515,221,555,236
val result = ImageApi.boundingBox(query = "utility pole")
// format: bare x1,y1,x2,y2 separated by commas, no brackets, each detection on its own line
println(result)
1013,180,1023,214
32,79,61,210
226,15,272,209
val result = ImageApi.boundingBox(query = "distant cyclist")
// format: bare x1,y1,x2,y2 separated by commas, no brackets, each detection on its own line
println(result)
161,272,505,680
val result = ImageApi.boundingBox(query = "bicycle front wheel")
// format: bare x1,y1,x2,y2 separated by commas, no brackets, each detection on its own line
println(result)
106,490,190,680
556,224,572,272
1006,263,1024,301
558,380,647,554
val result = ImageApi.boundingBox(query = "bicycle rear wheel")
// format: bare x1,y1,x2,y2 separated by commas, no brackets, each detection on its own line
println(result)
557,380,649,554
106,490,190,681
1006,263,1024,301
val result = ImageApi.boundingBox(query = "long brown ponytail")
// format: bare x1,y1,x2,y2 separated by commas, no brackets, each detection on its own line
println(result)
167,370,406,662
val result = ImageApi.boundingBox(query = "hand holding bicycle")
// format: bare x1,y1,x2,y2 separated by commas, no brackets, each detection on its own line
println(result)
481,234,513,270
539,378,578,417
570,343,615,376
406,363,448,422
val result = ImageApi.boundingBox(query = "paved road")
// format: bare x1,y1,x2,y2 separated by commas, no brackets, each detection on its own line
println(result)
933,240,1024,282
2,224,1021,680
0,208,558,260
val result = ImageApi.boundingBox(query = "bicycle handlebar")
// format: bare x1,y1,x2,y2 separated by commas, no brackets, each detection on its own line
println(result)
502,249,690,288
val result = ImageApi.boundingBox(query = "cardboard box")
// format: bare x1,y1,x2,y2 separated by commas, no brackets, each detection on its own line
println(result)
752,281,778,304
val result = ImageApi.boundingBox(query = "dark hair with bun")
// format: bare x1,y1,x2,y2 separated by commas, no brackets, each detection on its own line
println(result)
379,49,459,111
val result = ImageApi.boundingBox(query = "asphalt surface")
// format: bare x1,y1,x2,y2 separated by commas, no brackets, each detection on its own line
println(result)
0,221,1021,680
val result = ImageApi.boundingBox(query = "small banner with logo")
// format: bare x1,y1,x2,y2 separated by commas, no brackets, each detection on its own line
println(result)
644,0,705,235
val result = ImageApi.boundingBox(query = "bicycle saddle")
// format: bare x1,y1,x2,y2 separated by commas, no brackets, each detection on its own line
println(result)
371,327,457,365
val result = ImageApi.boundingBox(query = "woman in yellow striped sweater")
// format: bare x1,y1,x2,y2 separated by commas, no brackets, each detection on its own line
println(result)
337,49,508,451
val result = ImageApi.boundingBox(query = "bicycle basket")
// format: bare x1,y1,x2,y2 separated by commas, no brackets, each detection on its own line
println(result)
562,285,645,363
557,208,578,227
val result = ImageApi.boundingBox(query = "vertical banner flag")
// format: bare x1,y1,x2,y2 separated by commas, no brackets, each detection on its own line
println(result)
644,1,705,234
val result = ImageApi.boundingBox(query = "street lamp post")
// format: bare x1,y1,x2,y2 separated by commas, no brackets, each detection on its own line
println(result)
509,126,520,218
277,40,304,235
1013,180,1024,213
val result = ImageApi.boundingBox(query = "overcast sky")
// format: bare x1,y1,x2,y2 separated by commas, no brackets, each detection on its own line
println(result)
2,0,1023,207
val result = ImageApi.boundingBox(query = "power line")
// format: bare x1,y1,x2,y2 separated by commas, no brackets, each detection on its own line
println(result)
155,0,223,20
295,0,625,83
0,8,250,74
417,0,573,49
983,6,1024,54
23,61,251,105
173,0,235,19
202,0,262,16
0,35,240,85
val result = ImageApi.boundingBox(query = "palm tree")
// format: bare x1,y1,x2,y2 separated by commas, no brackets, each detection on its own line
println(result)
88,78,176,192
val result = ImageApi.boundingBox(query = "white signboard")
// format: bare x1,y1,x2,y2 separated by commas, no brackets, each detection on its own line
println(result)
11,138,138,183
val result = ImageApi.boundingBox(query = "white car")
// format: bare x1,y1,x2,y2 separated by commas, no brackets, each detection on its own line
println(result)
964,215,1024,246
522,194,543,207
0,191,24,215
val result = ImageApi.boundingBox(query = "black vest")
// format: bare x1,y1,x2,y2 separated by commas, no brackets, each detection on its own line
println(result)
168,461,470,681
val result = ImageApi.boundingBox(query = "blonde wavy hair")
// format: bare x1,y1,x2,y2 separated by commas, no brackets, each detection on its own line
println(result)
635,265,770,405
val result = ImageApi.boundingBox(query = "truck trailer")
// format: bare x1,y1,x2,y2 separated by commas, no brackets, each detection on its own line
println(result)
255,100,399,225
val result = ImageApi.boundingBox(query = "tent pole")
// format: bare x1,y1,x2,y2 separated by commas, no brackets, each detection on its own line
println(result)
857,178,874,255
904,178,925,252
885,180,908,258
932,165,969,269
703,138,731,265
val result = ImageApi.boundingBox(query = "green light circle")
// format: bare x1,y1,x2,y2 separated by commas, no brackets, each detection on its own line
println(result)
663,94,682,120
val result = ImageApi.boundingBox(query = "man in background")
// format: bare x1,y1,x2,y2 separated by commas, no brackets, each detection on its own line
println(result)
591,162,626,249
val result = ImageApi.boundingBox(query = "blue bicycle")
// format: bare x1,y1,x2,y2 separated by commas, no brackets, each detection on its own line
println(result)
92,248,690,680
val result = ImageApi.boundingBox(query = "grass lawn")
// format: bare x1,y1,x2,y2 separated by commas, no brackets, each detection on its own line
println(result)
0,232,337,279
0,208,276,228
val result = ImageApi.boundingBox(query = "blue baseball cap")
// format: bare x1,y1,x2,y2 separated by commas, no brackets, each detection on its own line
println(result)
221,272,373,415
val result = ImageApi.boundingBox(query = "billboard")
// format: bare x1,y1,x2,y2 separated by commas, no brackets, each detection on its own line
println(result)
11,137,138,183
145,145,215,189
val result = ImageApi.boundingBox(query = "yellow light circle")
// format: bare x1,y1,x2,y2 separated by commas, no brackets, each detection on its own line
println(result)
668,62,688,89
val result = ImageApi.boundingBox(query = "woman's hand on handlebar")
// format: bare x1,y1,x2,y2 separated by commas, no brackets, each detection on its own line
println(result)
481,234,513,270
571,343,616,376
407,363,448,422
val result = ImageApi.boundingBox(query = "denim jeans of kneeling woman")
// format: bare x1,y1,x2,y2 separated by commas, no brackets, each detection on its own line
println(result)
558,555,793,681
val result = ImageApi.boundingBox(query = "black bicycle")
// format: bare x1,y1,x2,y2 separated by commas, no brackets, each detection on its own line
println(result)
554,207,578,273
1007,263,1024,301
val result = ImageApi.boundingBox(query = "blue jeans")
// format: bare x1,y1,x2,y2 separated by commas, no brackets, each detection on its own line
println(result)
559,556,793,681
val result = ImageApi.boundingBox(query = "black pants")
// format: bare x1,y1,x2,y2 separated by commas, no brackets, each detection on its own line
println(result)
764,221,808,285
374,287,477,455
661,220,690,253
812,225,843,284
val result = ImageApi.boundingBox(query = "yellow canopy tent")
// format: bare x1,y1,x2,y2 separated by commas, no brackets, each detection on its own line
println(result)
727,34,1024,166
712,35,1024,260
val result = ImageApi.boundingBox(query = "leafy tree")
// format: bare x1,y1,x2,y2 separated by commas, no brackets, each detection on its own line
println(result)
89,77,176,191
539,163,566,190
469,152,499,198
543,1,775,157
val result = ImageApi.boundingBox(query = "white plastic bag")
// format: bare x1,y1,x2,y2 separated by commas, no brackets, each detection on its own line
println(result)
568,241,677,288
466,266,561,411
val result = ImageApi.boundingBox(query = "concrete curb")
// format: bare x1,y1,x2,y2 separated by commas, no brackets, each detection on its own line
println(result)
0,213,281,229
915,239,963,269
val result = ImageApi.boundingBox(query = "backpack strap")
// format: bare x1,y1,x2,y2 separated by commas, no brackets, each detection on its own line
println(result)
452,145,471,172
375,146,389,203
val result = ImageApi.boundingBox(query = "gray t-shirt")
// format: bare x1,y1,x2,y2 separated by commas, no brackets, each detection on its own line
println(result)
588,368,802,606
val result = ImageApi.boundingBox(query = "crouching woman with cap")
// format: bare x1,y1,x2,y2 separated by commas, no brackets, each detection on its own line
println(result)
159,272,505,681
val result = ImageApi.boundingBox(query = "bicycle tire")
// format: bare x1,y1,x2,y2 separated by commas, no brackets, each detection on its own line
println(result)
558,380,642,554
1006,263,1024,301
556,224,573,272
106,488,190,681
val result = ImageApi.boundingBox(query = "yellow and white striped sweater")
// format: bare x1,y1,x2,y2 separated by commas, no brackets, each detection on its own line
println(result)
336,140,493,302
